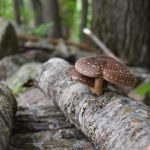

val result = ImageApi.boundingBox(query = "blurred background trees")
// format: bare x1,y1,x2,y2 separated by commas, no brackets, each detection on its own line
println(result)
93,0,150,68
1,0,150,66
0,0,150,99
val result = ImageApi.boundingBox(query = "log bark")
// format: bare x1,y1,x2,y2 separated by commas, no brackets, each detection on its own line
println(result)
37,58,150,150
0,83,17,150
8,88,95,150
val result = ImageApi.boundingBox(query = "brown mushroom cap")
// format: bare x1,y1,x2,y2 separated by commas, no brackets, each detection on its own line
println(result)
75,56,107,77
75,55,135,87
103,58,135,87
65,66,95,87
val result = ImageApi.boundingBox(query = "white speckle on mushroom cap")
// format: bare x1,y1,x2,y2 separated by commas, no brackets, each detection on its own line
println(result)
65,66,95,87
103,58,135,87
75,56,107,77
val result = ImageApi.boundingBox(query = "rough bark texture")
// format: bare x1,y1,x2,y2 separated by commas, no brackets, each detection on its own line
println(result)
0,18,19,58
8,88,95,150
0,83,17,150
38,58,150,150
93,0,150,67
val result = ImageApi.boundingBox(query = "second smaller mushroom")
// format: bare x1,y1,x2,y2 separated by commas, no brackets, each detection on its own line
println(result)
65,66,95,91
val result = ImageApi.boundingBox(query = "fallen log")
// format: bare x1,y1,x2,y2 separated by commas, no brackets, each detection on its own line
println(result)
9,88,95,150
37,58,150,150
0,83,17,150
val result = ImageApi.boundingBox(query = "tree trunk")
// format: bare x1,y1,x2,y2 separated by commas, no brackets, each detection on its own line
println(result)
92,0,99,19
41,0,62,38
92,0,150,67
30,0,43,27
37,58,150,150
0,83,17,150
80,0,88,42
12,0,21,25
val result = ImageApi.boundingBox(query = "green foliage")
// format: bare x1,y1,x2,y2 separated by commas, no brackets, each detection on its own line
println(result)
19,0,33,24
59,0,76,28
59,0,92,42
136,82,150,96
87,0,92,28
71,0,82,42
28,22,53,36
0,0,14,19
0,0,33,25
0,0,93,40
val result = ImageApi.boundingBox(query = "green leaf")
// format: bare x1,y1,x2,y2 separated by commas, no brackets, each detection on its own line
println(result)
28,22,53,36
135,82,150,96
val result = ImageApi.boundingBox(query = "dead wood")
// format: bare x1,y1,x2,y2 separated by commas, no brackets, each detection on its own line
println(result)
0,52,46,81
8,88,95,150
37,58,150,150
0,83,17,150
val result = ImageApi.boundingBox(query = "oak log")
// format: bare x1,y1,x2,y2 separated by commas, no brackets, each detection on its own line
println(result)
37,58,150,150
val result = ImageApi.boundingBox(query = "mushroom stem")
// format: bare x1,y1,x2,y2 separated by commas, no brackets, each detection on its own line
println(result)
91,77,103,95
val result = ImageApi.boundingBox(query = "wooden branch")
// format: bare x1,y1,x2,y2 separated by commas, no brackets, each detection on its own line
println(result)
83,28,125,63
37,58,150,150
0,83,17,150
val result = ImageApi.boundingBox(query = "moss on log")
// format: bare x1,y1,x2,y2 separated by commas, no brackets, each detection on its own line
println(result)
38,58,150,150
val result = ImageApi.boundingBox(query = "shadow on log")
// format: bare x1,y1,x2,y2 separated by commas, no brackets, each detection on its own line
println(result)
0,83,17,150
37,58,150,150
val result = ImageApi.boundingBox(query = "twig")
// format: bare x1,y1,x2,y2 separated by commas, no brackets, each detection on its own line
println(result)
83,28,124,63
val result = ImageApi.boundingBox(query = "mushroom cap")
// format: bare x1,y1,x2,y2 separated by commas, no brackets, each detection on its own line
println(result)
75,55,107,77
65,66,94,87
103,58,135,87
75,55,135,87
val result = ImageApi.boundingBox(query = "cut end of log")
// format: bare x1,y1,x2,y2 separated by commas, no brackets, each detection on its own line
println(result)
83,28,92,35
